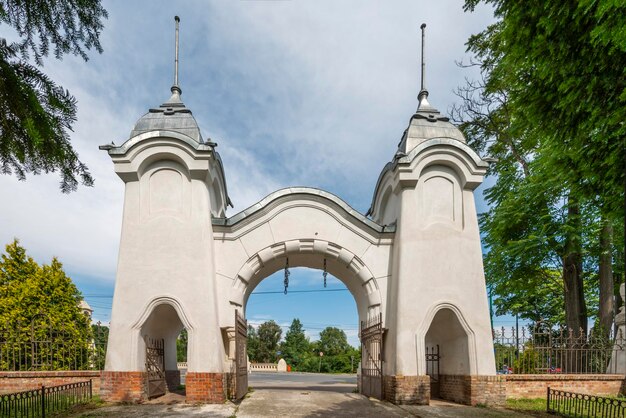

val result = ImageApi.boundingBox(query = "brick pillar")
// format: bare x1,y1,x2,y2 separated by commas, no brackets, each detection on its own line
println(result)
100,371,146,403
384,375,430,405
185,372,225,403
439,375,505,406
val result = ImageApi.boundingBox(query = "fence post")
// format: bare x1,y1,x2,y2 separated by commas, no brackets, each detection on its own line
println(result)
41,385,45,418
90,379,93,399
546,386,550,413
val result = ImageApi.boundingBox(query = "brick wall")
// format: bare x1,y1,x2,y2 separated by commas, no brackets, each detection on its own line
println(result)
185,372,225,403
383,375,430,405
100,371,145,403
439,375,505,406
505,374,626,399
0,371,101,395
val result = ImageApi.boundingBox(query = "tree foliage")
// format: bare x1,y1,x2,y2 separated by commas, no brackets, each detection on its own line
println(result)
176,328,187,362
280,318,310,369
248,318,359,373
457,0,626,337
0,0,108,191
318,327,350,357
256,320,282,363
0,239,92,369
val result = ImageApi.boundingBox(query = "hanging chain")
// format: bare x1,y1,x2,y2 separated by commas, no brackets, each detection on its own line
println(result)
323,258,327,288
284,257,290,294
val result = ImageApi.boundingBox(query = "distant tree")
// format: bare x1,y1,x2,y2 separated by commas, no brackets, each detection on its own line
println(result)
256,320,282,363
0,239,92,369
247,325,260,362
176,328,187,362
91,322,108,369
280,318,310,369
0,0,108,192
318,327,350,357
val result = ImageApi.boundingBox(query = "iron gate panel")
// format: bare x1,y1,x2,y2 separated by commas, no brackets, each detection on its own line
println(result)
426,344,440,398
234,310,248,400
145,337,166,399
360,313,384,400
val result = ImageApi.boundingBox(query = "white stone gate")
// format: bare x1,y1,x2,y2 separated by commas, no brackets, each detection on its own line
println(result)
99,24,501,406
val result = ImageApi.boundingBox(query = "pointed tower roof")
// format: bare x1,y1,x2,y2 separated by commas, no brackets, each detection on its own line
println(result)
128,16,203,144
129,86,203,143
396,24,465,156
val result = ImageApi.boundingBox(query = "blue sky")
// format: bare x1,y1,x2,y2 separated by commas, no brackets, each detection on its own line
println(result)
0,1,519,347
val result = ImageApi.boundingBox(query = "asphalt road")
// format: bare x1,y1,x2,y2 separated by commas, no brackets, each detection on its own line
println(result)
248,372,357,393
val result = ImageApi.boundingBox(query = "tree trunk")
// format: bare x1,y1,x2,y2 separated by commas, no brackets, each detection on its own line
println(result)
598,219,614,339
562,200,587,337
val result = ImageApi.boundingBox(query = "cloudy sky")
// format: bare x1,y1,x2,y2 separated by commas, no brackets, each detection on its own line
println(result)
0,1,502,346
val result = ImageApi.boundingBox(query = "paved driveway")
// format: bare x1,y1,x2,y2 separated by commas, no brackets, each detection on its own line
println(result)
249,372,357,393
74,373,539,417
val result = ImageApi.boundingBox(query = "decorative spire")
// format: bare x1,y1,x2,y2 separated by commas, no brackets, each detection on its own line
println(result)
164,16,183,106
417,23,433,111
420,23,426,94
173,15,180,93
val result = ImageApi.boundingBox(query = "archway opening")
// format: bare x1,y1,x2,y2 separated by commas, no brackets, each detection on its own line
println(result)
140,303,187,399
424,307,470,400
244,266,361,393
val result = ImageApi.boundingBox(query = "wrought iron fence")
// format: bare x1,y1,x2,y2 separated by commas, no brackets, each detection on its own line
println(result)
0,380,92,417
547,387,626,417
0,317,108,371
493,325,624,374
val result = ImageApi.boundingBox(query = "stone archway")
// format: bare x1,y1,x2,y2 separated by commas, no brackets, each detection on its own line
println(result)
229,238,383,322
100,35,501,405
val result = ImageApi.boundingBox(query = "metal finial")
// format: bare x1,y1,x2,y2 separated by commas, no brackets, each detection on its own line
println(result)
174,16,180,91
418,23,429,103
420,23,426,92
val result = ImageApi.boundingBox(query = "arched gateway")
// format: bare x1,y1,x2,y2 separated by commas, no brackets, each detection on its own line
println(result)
99,24,501,406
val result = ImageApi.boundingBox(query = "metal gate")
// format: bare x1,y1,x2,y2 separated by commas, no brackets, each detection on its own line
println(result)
234,310,248,400
145,337,166,399
426,344,440,398
360,313,384,400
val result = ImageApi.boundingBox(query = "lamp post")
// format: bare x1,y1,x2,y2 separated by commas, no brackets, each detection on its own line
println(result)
318,351,323,373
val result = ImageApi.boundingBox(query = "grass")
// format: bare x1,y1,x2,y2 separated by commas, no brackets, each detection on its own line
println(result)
506,398,546,411
49,396,107,417
504,398,554,418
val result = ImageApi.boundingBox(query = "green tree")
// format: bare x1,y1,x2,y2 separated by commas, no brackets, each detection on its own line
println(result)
0,239,92,370
280,318,310,369
176,328,187,362
256,320,282,363
457,0,626,337
247,324,260,362
318,327,350,357
0,0,108,192
91,322,108,369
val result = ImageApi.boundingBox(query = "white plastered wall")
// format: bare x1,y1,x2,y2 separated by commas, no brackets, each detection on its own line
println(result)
212,193,393,336
375,139,495,377
104,135,226,373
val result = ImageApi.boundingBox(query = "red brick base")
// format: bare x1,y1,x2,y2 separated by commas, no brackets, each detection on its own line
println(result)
0,371,101,395
383,375,430,404
185,372,225,403
100,371,146,403
505,374,626,399
439,375,505,406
